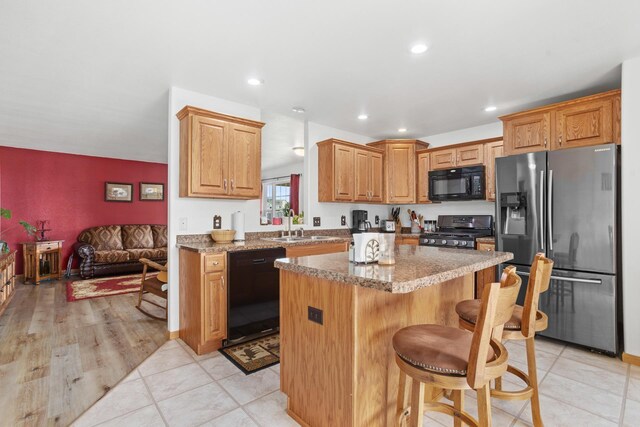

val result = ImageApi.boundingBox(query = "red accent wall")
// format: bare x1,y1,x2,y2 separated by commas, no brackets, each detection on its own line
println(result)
0,147,167,274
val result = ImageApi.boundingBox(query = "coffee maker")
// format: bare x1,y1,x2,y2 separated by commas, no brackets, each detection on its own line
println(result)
351,210,371,233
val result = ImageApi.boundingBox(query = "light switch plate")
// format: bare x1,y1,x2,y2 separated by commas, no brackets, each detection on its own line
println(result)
213,215,222,229
375,215,380,225
340,215,346,226
313,217,321,227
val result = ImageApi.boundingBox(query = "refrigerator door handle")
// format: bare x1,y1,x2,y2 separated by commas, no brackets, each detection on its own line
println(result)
548,169,554,251
539,171,544,250
516,270,602,285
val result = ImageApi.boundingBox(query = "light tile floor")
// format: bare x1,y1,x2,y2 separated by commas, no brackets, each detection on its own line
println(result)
74,337,640,427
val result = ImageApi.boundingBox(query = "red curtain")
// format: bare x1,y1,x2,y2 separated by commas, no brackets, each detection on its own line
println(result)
290,174,300,214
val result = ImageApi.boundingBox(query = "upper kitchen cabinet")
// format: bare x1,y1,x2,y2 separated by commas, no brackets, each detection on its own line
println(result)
553,96,616,150
429,143,484,170
177,106,265,199
354,149,383,203
501,89,621,156
318,139,383,203
416,150,432,204
502,111,551,156
483,139,504,201
367,139,429,204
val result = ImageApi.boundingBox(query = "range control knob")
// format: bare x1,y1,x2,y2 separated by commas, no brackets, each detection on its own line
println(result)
459,241,467,247
441,240,447,245
452,240,459,246
428,239,435,244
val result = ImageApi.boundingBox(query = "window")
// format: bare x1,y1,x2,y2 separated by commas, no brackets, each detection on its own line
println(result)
261,178,290,224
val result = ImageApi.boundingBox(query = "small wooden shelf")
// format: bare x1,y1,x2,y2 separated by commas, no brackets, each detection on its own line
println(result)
22,240,64,285
0,251,17,316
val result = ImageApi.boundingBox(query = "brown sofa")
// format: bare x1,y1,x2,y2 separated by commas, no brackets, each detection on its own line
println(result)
73,225,167,279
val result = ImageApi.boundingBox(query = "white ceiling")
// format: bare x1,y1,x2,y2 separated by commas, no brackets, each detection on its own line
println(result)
1,1,639,163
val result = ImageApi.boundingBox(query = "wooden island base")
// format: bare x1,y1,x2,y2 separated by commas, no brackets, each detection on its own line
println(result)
280,270,474,427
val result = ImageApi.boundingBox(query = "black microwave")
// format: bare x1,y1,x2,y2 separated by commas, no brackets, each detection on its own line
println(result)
428,166,485,201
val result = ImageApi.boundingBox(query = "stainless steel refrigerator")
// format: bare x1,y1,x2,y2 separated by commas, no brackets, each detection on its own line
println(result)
495,143,620,355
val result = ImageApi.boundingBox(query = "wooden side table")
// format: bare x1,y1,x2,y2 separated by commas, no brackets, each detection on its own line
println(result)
22,240,64,285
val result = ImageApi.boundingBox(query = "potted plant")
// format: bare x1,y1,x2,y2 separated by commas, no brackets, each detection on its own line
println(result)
0,208,36,253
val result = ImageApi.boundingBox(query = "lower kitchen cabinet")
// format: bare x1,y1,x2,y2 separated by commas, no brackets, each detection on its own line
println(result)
475,241,496,298
179,249,227,355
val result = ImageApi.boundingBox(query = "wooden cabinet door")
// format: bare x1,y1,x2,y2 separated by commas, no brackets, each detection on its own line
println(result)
190,115,228,196
475,242,496,298
430,148,457,170
203,271,227,343
369,151,384,202
484,140,504,201
554,98,613,150
333,144,355,201
228,123,261,198
387,144,415,203
354,149,370,202
456,144,484,166
416,151,431,203
503,112,551,156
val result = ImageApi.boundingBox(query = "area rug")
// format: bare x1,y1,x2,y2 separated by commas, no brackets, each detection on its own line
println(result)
220,333,280,375
66,272,158,302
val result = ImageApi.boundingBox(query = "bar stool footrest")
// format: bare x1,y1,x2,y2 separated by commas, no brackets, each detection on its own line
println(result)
491,364,534,401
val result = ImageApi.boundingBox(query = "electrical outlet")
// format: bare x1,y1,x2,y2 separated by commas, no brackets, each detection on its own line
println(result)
375,215,380,225
340,215,346,226
313,217,321,227
179,217,188,231
213,215,222,229
308,306,323,325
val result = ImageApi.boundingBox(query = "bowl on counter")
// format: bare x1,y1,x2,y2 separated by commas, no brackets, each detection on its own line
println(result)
211,229,236,244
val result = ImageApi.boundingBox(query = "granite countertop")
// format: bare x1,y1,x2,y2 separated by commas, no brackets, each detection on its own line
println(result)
177,237,352,253
476,236,496,245
275,245,513,294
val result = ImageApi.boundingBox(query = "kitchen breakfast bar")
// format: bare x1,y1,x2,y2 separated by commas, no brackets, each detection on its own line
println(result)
275,245,513,427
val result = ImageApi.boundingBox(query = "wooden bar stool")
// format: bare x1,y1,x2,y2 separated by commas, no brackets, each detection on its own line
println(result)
393,267,522,427
456,253,553,427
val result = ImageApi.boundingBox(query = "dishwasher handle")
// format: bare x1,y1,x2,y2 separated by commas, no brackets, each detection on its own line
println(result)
252,258,267,264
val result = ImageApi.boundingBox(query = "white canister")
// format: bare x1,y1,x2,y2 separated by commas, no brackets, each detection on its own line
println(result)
231,211,245,241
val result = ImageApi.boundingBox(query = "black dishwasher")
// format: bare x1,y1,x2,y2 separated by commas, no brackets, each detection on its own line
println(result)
226,247,286,344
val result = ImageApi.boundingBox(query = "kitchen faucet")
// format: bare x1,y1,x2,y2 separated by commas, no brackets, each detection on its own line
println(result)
286,209,295,237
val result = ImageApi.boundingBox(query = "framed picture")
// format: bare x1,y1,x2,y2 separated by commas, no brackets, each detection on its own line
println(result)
105,182,133,202
140,182,164,201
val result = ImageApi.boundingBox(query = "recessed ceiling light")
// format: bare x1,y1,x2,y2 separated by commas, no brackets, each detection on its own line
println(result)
484,105,497,112
398,128,407,133
410,43,428,54
292,107,305,113
247,78,263,86
292,147,305,156
358,114,368,120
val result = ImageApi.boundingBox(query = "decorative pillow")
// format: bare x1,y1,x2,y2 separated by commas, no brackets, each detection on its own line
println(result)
94,250,130,263
151,225,167,248
122,225,154,249
78,225,124,251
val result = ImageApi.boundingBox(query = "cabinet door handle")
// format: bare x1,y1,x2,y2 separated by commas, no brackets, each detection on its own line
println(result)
230,179,235,191
211,261,219,265
223,179,227,190
221,276,225,289
558,136,562,146
544,138,547,147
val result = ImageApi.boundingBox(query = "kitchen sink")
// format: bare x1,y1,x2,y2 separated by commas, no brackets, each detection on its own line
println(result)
263,237,307,242
262,235,341,243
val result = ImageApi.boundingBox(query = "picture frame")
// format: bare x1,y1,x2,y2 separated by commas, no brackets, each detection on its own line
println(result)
105,182,133,202
139,182,165,201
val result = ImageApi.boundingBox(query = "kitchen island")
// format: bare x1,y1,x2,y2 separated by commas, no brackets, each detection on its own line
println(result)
275,245,513,427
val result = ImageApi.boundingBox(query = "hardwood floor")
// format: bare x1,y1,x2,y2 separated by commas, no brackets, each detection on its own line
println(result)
0,277,167,427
